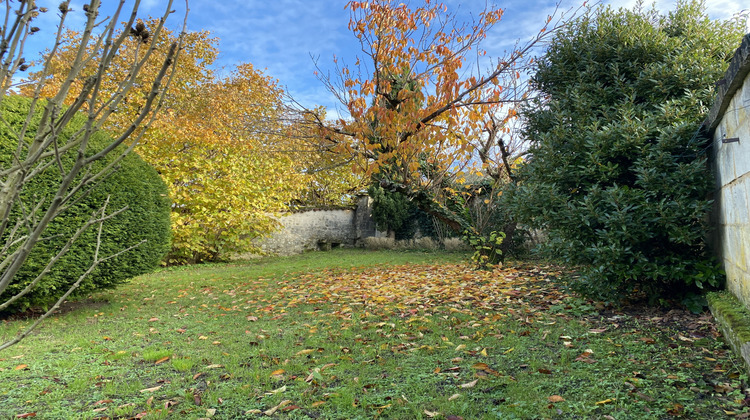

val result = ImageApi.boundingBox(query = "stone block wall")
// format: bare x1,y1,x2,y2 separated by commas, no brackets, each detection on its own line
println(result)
256,196,384,256
707,34,750,306
258,209,357,255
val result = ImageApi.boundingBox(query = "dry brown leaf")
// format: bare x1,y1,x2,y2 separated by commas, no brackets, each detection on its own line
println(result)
548,395,565,403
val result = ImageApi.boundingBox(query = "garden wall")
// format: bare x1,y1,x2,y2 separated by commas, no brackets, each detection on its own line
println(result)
707,33,750,306
257,196,382,255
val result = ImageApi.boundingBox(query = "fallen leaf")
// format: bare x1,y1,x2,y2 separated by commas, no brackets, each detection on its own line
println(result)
15,414,36,419
595,398,615,405
424,409,440,417
459,379,478,388
267,385,287,394
206,364,223,369
154,356,170,365
448,393,461,401
139,386,162,393
14,364,28,371
548,395,565,403
264,400,292,416
311,401,326,407
271,369,285,376
296,349,315,356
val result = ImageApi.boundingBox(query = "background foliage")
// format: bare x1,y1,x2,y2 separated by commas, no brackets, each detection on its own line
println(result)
509,0,746,302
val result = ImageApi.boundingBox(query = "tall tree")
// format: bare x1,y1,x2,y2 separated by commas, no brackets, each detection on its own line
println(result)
27,23,305,263
1,0,185,350
297,0,568,250
509,1,746,303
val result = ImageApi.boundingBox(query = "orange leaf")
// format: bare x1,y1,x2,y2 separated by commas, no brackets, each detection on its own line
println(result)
14,364,28,371
548,395,565,403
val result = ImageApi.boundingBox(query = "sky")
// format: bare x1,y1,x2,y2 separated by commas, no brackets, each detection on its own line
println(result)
21,0,750,115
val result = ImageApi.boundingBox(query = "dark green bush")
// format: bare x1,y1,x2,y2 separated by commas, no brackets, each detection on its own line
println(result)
508,2,744,303
0,96,171,311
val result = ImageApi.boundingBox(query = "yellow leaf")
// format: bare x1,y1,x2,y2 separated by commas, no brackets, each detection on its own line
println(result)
595,398,615,405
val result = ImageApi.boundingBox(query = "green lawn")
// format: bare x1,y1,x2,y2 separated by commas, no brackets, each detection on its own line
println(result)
0,249,747,419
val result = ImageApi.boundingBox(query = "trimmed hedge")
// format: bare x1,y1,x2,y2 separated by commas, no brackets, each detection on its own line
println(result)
0,96,171,311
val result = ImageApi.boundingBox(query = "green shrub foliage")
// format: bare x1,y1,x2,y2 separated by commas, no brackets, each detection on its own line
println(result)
509,1,745,302
0,96,171,311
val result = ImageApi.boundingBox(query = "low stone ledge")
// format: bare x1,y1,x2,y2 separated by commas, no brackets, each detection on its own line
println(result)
707,291,750,376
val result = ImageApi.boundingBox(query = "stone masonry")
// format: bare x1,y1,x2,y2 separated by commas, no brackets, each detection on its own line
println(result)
707,33,750,306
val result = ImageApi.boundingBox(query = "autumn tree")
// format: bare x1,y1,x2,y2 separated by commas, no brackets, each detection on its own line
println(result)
299,0,568,261
1,0,185,350
28,22,307,263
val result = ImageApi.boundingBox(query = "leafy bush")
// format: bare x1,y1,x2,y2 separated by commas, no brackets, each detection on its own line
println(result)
0,96,171,311
508,1,744,302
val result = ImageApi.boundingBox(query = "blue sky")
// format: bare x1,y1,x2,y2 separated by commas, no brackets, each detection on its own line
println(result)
23,1,750,114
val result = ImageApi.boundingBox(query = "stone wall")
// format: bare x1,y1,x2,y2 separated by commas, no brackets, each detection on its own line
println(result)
257,196,383,255
707,33,750,306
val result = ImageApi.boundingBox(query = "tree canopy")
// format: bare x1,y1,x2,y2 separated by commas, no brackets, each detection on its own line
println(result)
25,21,360,263
302,0,565,239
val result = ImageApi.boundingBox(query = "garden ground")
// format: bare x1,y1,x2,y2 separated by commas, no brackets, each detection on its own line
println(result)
0,249,748,419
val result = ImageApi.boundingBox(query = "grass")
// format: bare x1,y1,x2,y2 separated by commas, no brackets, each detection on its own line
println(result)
0,248,747,419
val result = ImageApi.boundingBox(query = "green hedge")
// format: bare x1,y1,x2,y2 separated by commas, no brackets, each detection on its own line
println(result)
509,2,744,303
0,96,171,311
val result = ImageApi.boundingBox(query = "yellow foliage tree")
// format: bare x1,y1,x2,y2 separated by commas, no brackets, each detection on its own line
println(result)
26,21,304,263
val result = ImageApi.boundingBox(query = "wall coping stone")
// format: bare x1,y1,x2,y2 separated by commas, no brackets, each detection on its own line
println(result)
706,33,750,135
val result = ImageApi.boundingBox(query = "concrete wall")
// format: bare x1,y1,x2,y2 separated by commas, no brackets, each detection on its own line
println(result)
707,34,750,306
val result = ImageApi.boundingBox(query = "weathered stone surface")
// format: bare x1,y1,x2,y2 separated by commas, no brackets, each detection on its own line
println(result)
253,196,386,256
707,34,750,377
708,33,750,308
